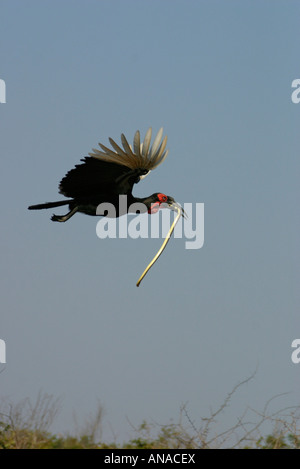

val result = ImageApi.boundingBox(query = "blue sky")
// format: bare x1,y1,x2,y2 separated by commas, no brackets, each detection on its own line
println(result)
1,0,299,443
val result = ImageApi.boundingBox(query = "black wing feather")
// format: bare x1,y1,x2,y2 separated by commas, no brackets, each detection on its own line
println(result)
59,157,148,198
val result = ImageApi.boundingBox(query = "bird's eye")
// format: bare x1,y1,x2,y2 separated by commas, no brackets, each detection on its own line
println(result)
159,194,167,202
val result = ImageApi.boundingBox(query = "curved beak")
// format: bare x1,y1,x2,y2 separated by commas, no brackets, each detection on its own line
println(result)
165,197,187,219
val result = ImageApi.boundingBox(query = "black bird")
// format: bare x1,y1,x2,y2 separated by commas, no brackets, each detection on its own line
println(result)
28,127,184,221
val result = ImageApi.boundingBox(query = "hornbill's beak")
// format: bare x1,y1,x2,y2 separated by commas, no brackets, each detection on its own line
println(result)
165,197,187,219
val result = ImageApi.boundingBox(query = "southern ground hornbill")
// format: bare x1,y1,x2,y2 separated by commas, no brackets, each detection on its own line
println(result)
28,127,183,221
28,128,185,286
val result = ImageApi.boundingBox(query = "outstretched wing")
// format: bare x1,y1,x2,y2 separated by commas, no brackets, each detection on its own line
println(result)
59,127,169,198
59,158,147,198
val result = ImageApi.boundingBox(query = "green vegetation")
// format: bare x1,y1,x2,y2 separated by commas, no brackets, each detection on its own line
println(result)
1,416,299,449
0,381,299,449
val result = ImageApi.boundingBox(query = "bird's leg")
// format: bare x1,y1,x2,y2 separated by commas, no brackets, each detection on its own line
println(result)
51,206,78,222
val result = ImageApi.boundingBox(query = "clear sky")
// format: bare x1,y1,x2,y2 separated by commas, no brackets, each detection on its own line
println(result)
1,0,299,443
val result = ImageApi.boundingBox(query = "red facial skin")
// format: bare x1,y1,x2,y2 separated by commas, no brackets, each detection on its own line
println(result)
148,193,168,214
157,193,168,203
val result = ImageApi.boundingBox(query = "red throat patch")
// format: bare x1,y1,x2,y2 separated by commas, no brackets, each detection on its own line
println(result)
148,202,160,214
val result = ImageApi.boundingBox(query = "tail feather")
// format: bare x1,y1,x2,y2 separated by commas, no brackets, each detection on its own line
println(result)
28,200,72,210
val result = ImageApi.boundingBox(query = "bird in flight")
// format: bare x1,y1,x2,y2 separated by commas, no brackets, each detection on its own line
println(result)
28,127,184,222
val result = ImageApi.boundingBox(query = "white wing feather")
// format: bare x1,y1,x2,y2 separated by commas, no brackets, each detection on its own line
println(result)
89,127,169,173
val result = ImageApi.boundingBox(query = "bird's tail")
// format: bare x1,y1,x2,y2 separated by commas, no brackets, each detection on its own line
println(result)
28,200,72,210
